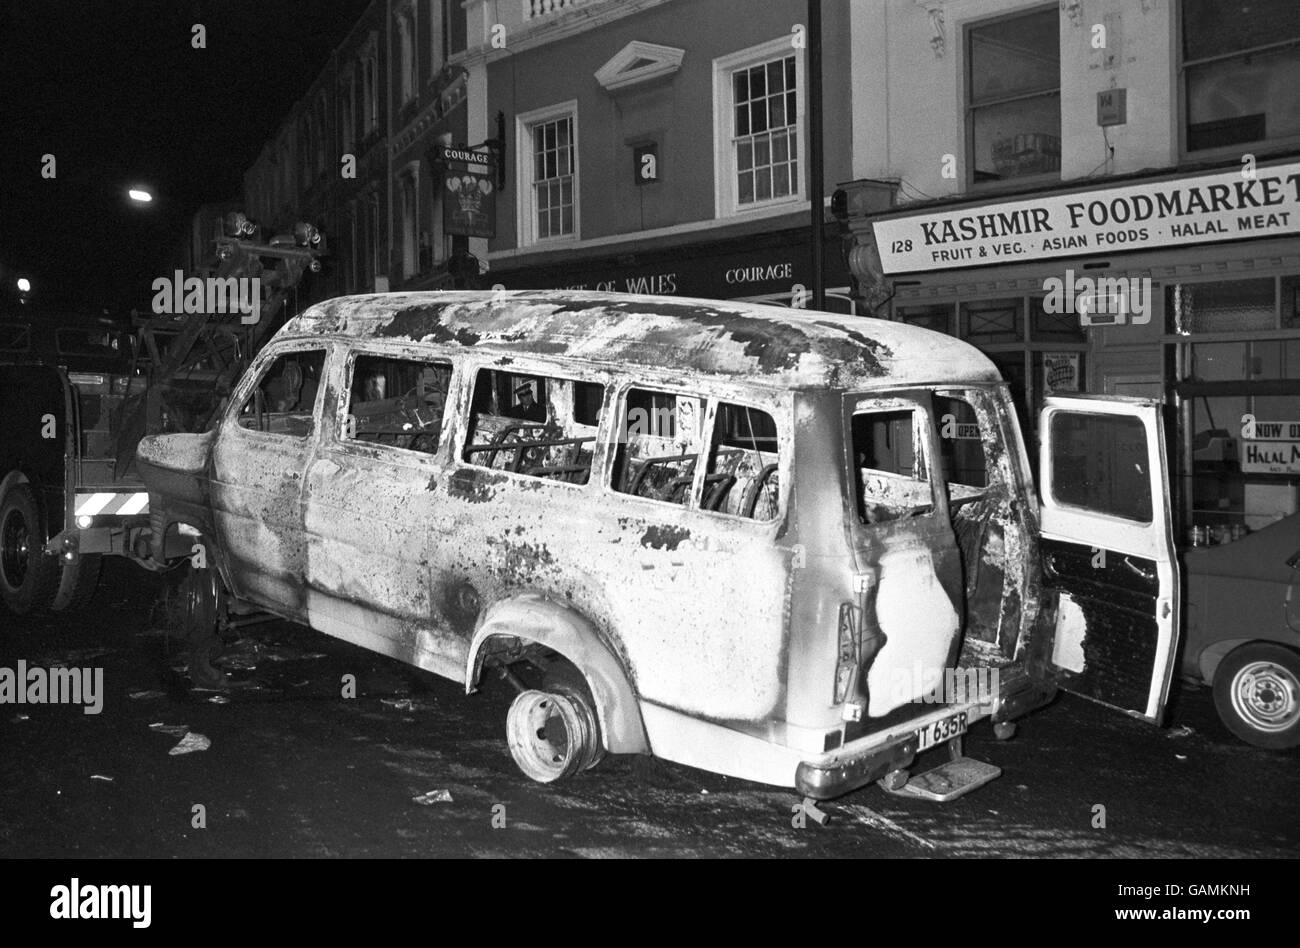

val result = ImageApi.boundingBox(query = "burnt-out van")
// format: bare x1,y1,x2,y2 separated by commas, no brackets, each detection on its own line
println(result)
136,291,1179,801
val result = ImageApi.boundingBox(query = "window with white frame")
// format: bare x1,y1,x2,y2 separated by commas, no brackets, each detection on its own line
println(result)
516,102,578,244
713,37,805,217
966,7,1061,185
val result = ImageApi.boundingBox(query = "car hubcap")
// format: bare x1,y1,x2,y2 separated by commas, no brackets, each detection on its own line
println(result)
1231,660,1300,733
1,510,32,589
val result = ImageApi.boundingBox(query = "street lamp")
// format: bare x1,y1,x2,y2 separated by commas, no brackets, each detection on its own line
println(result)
16,278,30,293
128,188,153,203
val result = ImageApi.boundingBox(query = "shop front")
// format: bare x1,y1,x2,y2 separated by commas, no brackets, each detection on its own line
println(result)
842,160,1300,542
483,221,857,313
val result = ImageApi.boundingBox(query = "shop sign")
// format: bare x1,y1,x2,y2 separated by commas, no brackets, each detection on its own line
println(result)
433,145,497,239
873,162,1300,275
1240,414,1300,474
1042,353,1081,395
443,166,495,238
490,240,838,301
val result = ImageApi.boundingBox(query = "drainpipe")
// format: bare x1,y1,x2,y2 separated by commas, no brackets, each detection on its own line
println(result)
386,0,394,287
808,0,825,312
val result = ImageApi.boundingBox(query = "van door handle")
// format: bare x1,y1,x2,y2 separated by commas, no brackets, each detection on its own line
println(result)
1122,556,1155,582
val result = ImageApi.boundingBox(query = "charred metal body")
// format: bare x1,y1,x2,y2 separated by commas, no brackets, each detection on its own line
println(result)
135,291,1182,796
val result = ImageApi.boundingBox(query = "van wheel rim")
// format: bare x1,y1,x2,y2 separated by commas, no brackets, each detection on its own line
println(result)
1231,661,1300,733
507,689,594,783
1,510,32,589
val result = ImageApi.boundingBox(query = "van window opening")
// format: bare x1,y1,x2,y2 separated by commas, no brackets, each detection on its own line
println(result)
614,387,706,508
237,349,327,438
704,403,783,520
462,367,604,485
343,354,452,455
851,407,935,523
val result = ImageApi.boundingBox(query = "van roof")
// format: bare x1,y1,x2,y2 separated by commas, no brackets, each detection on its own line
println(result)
281,291,1002,391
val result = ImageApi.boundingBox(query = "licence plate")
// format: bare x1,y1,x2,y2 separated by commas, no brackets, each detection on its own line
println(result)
916,711,967,751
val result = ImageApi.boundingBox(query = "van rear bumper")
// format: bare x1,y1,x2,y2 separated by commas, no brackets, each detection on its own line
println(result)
794,677,1057,800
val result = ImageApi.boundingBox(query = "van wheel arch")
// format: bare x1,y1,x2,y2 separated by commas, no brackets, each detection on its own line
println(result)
466,592,649,756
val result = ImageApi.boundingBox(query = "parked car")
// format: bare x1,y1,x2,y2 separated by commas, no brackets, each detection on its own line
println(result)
1182,516,1300,748
135,291,1182,801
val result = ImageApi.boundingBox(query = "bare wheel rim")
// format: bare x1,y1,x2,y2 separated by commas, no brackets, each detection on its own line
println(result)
0,508,32,591
1230,660,1300,734
506,689,594,783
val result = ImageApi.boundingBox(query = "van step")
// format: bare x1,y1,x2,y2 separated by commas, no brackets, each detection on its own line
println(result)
882,756,1001,802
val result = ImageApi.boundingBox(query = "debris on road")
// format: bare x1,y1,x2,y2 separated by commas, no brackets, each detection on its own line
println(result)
127,689,166,701
1174,753,1188,761
412,789,453,805
149,723,190,737
207,695,231,705
381,698,417,711
169,732,212,756
11,714,30,723
1166,725,1195,739
90,774,114,782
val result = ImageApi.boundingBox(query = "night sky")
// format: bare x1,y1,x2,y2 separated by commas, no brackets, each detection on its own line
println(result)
0,0,371,314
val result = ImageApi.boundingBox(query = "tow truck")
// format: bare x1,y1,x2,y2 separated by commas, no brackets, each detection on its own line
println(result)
0,213,324,618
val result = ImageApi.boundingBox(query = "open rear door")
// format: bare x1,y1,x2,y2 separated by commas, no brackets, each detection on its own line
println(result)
1038,395,1180,723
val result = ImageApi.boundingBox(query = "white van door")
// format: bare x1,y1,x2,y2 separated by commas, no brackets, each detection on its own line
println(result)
1038,395,1180,723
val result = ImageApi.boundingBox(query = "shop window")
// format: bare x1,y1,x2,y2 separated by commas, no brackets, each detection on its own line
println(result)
1049,412,1152,523
1036,351,1085,395
966,8,1061,184
344,354,451,455
462,368,603,484
1030,297,1086,342
961,298,1024,344
1283,275,1300,328
897,303,954,335
934,395,988,490
613,388,707,507
237,350,327,438
989,351,1030,437
850,407,934,523
1165,278,1276,334
1181,0,1300,153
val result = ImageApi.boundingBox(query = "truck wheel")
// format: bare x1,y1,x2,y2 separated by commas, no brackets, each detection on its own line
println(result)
178,563,230,690
1212,643,1300,750
52,553,103,612
506,684,603,783
0,483,58,616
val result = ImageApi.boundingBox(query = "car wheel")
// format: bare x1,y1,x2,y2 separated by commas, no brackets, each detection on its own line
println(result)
0,483,59,616
506,685,603,783
1212,643,1300,749
52,553,103,612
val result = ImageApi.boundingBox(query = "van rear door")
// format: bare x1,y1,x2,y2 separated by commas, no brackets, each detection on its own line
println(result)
1038,395,1180,723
